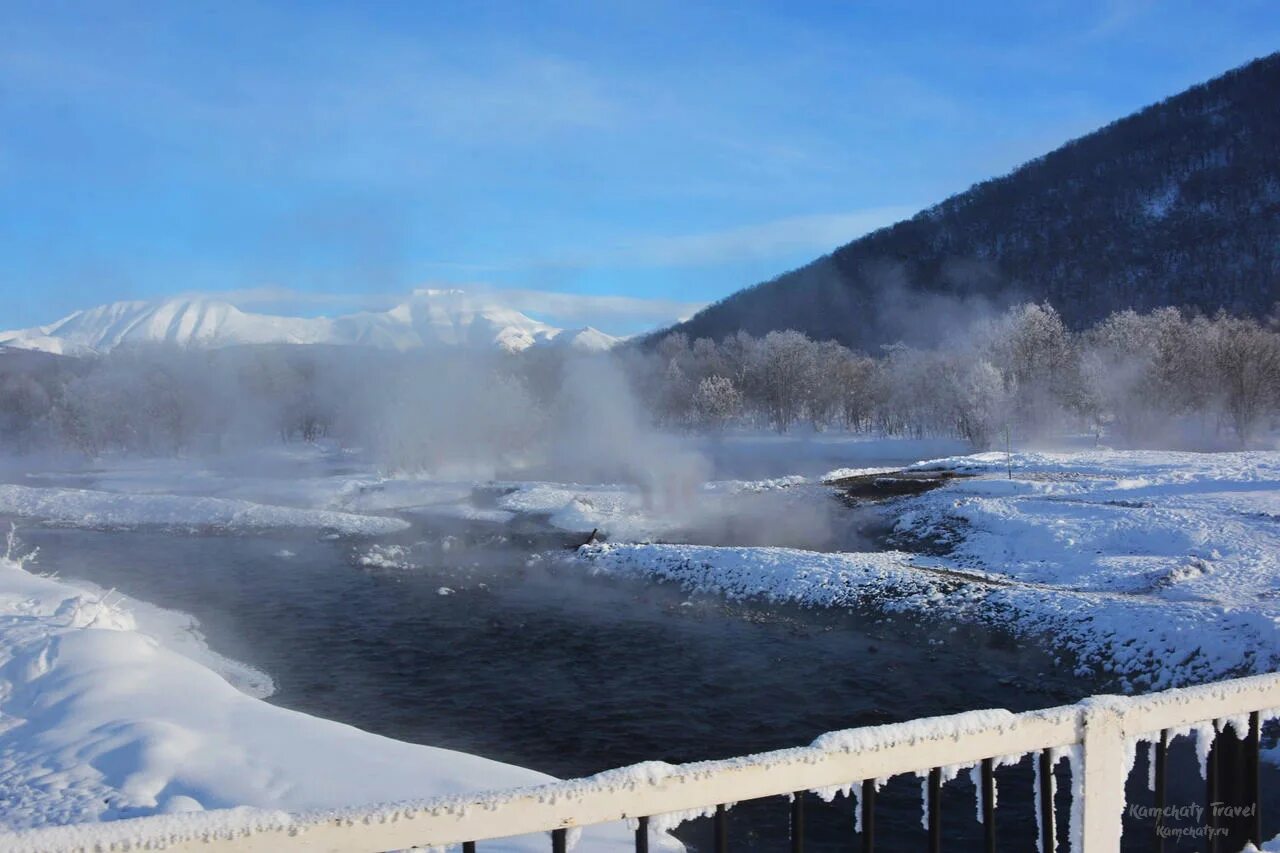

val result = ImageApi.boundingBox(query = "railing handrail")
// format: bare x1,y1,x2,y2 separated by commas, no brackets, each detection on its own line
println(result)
7,672,1280,853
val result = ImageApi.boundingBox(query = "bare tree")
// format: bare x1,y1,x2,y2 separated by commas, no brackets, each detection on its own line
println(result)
753,330,815,432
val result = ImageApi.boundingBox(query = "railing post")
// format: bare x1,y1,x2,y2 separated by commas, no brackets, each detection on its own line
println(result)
1155,729,1168,853
1214,716,1260,852
981,757,996,853
928,767,942,853
1039,749,1056,853
861,779,876,853
1249,710,1262,847
791,791,805,853
1081,701,1126,852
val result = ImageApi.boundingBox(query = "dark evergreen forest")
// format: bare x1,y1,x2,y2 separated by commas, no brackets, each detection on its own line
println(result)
662,53,1280,349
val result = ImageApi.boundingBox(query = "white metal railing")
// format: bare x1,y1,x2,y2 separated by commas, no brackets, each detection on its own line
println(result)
6,672,1280,853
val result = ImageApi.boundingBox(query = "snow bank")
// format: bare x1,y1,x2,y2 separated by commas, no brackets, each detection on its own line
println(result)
899,450,1280,687
694,432,968,479
55,577,275,699
494,476,832,541
0,483,409,535
820,466,899,483
580,542,941,608
0,553,638,850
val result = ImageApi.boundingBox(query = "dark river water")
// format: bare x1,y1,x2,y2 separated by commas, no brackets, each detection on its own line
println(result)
8,500,1277,851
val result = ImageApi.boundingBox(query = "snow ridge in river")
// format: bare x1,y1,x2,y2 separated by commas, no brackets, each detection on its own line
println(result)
0,483,410,535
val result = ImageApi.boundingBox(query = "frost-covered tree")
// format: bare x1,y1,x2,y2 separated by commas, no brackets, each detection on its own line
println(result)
945,357,1008,450
1208,314,1280,446
805,341,852,431
691,375,743,431
753,330,815,432
832,352,877,431
983,303,1079,435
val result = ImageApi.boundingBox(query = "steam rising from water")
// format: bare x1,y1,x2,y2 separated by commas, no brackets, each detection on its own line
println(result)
549,357,710,512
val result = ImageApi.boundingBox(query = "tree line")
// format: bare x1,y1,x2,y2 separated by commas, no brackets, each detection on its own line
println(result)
0,302,1277,470
626,303,1280,449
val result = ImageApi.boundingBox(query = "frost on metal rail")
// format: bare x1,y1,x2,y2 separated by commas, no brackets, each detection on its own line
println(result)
7,672,1280,853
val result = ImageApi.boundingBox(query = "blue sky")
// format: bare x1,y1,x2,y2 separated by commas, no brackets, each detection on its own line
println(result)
2,1,1278,334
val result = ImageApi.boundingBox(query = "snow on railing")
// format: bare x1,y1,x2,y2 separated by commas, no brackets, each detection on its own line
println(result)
8,672,1280,853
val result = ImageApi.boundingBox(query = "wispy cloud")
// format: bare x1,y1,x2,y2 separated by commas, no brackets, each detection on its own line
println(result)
422,207,919,274
1087,0,1157,40
196,286,387,308
464,287,707,327
586,207,917,268
189,285,705,333
169,204,909,330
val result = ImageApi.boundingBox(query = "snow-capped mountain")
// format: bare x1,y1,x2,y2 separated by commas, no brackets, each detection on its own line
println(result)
0,290,621,355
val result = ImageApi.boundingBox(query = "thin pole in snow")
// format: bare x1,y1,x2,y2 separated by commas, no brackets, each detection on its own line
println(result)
1005,424,1013,480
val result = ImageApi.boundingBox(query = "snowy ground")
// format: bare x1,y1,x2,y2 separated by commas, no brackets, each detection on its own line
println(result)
0,438,1277,846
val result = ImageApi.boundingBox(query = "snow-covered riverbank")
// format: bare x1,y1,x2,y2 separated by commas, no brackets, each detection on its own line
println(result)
0,441,1277,846
0,548,640,849
581,450,1280,691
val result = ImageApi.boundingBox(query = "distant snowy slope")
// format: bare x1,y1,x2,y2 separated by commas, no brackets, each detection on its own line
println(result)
0,290,621,355
15,298,329,350
543,325,622,352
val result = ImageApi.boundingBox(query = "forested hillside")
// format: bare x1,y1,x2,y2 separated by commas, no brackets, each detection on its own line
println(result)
664,53,1280,349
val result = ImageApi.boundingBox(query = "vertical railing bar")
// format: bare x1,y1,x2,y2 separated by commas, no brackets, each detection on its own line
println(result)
1038,749,1055,853
1155,728,1168,853
634,815,649,853
791,790,805,853
1207,726,1220,853
928,767,941,853
862,778,876,853
551,827,567,853
981,756,996,853
1250,710,1262,847
714,803,728,853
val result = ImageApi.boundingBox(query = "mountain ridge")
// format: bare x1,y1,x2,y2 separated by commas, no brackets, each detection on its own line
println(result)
659,52,1280,349
0,290,621,355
